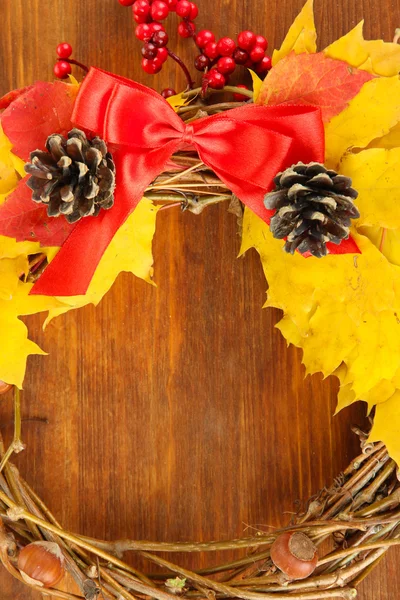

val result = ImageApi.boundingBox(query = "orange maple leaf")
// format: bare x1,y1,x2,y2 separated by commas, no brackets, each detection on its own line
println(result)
258,52,374,123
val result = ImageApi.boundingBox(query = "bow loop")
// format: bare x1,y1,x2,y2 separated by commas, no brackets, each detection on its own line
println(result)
31,67,331,297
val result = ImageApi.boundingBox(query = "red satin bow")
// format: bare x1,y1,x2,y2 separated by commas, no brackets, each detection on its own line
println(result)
30,67,356,297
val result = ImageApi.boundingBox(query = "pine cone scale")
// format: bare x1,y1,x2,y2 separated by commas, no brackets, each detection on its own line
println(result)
265,162,360,258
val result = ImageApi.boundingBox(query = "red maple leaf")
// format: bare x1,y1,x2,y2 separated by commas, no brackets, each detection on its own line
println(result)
258,52,374,123
0,85,35,110
0,179,75,247
0,80,79,161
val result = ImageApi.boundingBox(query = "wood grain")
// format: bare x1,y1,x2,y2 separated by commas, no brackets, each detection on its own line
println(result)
1,1,400,598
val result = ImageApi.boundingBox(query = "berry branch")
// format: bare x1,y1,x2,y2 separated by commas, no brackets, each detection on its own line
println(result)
53,44,89,79
120,0,272,96
53,1,273,100
167,49,194,89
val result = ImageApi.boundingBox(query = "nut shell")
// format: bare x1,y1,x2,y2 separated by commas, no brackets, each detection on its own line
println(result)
17,541,65,588
270,532,318,580
0,380,13,395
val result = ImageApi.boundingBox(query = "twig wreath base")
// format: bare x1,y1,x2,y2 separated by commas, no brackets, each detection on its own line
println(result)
1,389,400,600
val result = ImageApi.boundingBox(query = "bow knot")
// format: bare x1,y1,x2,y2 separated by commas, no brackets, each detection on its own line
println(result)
181,123,195,147
31,67,330,297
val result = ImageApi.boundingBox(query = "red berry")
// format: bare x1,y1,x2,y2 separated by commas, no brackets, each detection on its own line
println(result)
161,88,177,98
56,42,73,59
194,54,210,71
237,30,256,50
134,13,148,23
216,37,236,57
54,61,72,79
119,0,135,5
142,42,158,59
250,45,265,63
175,0,192,17
142,57,163,74
256,55,272,73
133,0,150,18
149,22,165,34
157,47,169,63
216,56,235,74
189,2,198,19
135,23,152,41
254,35,268,50
151,0,169,20
206,69,226,89
195,30,215,48
204,41,219,60
178,20,195,37
233,84,249,101
166,0,177,8
232,47,248,65
152,30,169,46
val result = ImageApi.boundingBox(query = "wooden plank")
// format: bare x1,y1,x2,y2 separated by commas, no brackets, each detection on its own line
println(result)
1,1,399,598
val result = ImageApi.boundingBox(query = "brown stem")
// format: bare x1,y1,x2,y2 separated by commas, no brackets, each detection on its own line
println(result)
167,49,194,89
139,551,357,600
182,85,254,100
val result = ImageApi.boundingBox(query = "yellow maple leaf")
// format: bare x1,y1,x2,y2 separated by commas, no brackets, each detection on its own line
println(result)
167,92,193,111
324,21,400,77
359,226,400,267
272,0,316,66
240,208,400,386
340,148,400,229
367,121,400,151
249,70,263,102
369,391,400,465
0,302,46,388
334,363,396,414
0,198,158,385
0,234,62,386
324,76,400,168
0,272,67,387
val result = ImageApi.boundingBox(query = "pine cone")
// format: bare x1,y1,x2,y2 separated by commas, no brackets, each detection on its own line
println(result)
25,129,116,224
264,162,360,258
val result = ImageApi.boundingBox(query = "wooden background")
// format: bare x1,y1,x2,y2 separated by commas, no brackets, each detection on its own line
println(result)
1,0,400,598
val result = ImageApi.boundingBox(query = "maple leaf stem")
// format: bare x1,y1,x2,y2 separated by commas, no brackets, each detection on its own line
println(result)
393,28,400,44
0,388,24,474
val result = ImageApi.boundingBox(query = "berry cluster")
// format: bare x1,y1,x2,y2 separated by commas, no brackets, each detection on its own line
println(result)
119,0,199,75
54,43,73,79
55,2,273,100
195,29,271,89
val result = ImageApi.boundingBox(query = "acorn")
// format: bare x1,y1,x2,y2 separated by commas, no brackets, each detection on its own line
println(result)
0,380,13,395
270,532,318,580
17,541,65,588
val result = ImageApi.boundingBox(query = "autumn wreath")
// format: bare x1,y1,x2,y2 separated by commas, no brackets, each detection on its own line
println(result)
1,1,400,598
